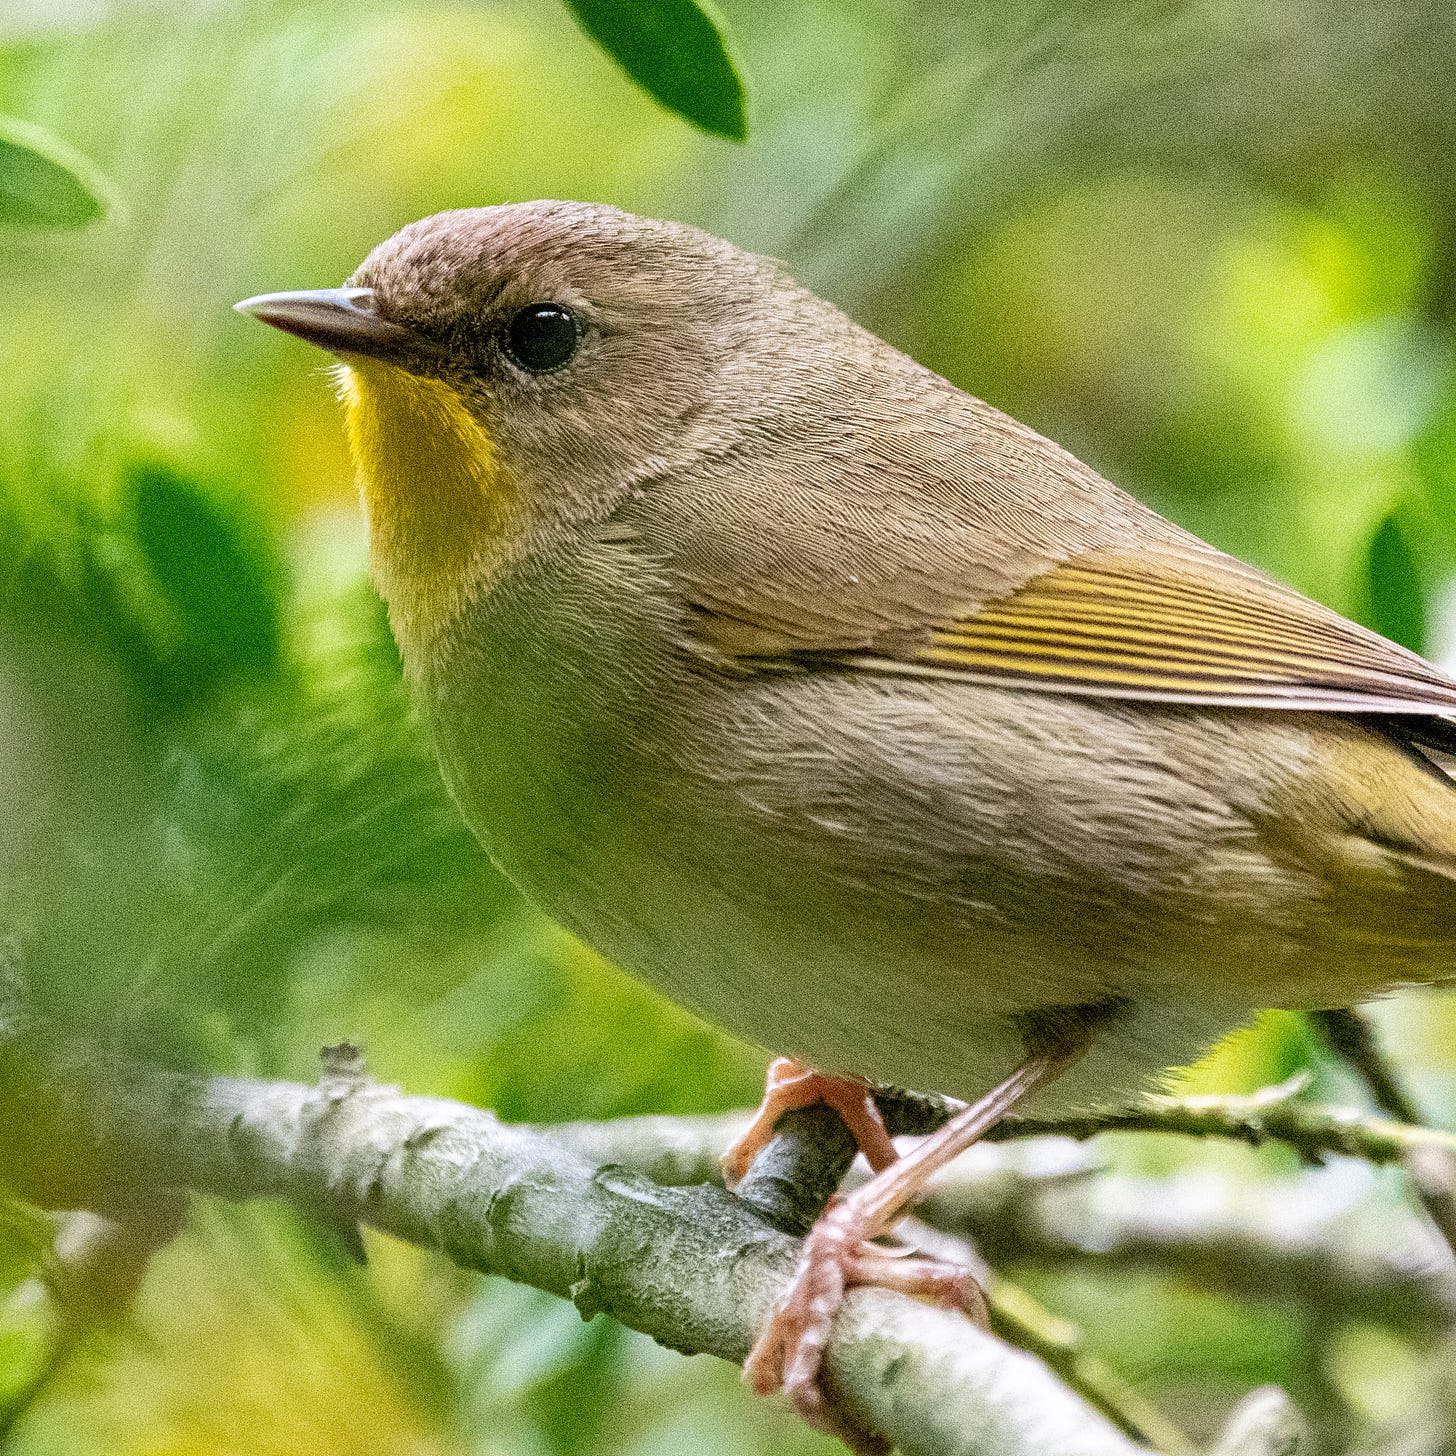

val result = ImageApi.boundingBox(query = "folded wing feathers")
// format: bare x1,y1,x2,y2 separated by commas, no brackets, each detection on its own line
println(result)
704,549,1456,716
905,555,1456,713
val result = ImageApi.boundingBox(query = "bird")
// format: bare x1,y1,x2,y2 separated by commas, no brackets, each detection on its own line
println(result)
238,200,1456,1450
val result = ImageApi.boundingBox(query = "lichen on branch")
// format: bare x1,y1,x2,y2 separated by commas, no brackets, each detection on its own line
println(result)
0,1020,1166,1456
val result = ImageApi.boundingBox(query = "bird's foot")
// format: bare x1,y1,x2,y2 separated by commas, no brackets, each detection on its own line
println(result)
721,1057,898,1189
744,1192,986,1453
739,1037,1094,1450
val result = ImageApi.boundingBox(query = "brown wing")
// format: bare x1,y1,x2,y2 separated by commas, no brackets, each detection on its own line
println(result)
699,542,1456,716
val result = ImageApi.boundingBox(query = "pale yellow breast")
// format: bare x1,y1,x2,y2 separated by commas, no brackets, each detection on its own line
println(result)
338,360,514,658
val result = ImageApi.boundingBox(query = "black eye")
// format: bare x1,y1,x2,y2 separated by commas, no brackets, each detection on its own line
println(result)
503,303,579,373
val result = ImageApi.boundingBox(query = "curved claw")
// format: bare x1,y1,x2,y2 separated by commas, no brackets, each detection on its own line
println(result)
746,1194,976,1454
722,1059,898,1189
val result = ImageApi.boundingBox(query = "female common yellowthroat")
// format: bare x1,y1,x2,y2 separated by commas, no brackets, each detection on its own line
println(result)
239,201,1456,1448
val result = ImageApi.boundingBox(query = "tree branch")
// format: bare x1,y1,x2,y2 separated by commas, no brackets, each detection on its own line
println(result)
0,1028,1166,1456
551,1095,1456,1441
555,1108,1456,1337
550,1105,1200,1451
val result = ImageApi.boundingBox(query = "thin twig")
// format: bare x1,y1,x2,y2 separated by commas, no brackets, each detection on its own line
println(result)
561,1092,1456,1443
1310,1010,1424,1124
999,1079,1456,1165
1311,1009,1456,1258
987,1274,1199,1456
918,1155,1456,1338
552,1079,1456,1183
901,1207,1199,1456
0,1198,186,1440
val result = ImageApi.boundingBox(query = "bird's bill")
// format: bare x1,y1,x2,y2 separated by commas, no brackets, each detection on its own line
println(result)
234,287,416,363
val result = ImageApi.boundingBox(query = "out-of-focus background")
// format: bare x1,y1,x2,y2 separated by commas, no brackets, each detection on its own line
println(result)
3,1,1456,1451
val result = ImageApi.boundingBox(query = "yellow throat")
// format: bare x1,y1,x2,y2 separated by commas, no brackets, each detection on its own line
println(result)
339,360,512,658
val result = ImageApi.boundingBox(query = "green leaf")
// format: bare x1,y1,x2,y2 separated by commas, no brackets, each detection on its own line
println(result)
562,0,748,142
0,115,114,228
1365,509,1426,653
130,462,284,688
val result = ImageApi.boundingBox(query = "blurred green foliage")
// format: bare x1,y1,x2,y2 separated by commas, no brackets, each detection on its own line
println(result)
0,113,111,226
2,0,1456,1451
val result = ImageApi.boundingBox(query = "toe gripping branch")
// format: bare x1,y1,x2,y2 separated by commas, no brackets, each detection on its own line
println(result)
723,1061,901,1236
730,1016,1108,1452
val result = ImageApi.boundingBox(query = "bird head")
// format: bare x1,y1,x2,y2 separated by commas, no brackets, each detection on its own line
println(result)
237,201,835,660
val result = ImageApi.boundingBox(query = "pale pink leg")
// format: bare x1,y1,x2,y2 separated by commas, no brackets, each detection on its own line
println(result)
721,1057,899,1188
744,1034,1092,1449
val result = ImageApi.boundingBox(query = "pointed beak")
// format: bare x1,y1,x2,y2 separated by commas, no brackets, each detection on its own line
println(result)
234,287,417,363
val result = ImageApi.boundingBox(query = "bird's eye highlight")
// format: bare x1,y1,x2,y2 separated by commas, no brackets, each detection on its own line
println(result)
503,304,579,373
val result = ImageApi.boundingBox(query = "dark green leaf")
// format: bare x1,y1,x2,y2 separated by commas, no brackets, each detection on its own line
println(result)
1365,510,1426,653
131,463,283,688
0,115,113,229
562,0,748,142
